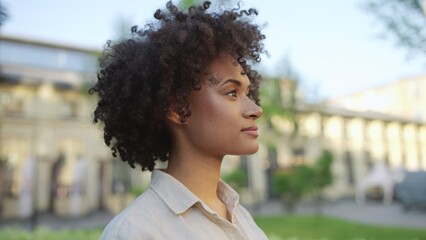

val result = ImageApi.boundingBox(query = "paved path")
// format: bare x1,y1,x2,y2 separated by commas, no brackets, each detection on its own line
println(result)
1,200,425,230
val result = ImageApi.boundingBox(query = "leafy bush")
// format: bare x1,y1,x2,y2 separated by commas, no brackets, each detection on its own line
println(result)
222,169,247,192
272,165,315,212
311,150,334,214
129,185,148,198
272,149,334,213
312,150,333,191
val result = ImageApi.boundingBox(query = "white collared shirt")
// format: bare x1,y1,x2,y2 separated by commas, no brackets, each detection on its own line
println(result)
100,170,268,240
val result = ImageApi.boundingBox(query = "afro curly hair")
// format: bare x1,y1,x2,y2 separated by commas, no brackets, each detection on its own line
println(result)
89,1,266,171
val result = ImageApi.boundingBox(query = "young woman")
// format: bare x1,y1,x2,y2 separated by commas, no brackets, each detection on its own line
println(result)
90,1,268,239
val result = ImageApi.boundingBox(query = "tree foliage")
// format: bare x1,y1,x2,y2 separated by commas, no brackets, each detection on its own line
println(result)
260,58,303,148
179,0,202,9
261,58,301,119
272,165,315,213
0,1,8,27
312,150,334,190
178,0,232,10
363,0,426,57
272,150,334,213
222,168,247,192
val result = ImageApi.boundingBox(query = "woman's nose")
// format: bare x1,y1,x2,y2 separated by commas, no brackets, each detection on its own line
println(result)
243,98,263,120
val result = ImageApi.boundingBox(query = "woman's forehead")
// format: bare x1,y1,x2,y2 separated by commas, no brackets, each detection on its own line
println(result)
205,55,245,84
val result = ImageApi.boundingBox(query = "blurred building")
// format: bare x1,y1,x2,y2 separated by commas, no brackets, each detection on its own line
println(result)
262,104,426,200
329,76,426,122
322,76,426,199
0,35,149,219
258,78,426,200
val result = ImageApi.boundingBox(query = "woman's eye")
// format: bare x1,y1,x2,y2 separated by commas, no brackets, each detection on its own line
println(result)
226,90,238,97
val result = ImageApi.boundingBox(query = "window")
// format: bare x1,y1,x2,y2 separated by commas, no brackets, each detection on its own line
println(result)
401,151,406,166
0,40,97,73
344,151,355,186
292,147,305,165
60,99,78,118
364,151,373,171
343,118,349,139
320,115,325,135
384,153,390,167
0,138,31,198
0,91,24,114
0,155,17,197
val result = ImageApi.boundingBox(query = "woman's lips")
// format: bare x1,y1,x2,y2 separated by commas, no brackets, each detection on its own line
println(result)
241,125,259,137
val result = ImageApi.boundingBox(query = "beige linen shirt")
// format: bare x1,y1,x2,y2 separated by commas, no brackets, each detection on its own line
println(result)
100,170,268,240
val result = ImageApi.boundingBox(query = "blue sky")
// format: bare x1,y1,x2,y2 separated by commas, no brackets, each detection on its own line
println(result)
2,0,425,99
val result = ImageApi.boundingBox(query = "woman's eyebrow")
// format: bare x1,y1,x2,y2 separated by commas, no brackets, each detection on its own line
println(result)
220,79,242,86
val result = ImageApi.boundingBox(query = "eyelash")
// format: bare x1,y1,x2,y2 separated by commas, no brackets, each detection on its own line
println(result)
226,90,251,98
226,90,238,97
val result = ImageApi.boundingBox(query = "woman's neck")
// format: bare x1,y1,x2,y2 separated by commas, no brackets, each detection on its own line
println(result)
166,151,223,204
164,123,231,221
166,152,231,221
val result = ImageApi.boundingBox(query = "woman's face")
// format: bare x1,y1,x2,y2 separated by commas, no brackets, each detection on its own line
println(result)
184,55,263,158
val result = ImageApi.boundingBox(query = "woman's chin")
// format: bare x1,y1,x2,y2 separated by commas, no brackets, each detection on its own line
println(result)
232,144,259,155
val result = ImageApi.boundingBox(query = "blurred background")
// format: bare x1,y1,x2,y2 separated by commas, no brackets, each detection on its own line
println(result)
0,0,426,239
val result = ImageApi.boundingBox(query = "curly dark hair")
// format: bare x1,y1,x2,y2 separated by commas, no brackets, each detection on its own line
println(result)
89,1,266,171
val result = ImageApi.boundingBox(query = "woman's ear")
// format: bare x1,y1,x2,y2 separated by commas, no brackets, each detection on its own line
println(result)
167,97,189,125
166,110,183,124
166,99,187,125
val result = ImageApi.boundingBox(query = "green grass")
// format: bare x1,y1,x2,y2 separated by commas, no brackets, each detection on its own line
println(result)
254,215,426,240
0,227,102,240
1,215,425,240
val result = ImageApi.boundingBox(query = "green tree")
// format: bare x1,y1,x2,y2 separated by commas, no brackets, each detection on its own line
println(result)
222,168,247,193
260,57,319,200
272,165,315,213
271,150,334,214
179,0,202,9
0,1,7,27
311,149,334,215
260,57,308,166
363,0,426,57
178,0,231,9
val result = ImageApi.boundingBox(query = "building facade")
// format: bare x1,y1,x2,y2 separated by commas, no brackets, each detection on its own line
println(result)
261,105,426,200
254,76,426,201
328,76,426,122
0,36,149,218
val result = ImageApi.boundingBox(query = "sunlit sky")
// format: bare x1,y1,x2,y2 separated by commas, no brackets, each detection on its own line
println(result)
2,0,425,99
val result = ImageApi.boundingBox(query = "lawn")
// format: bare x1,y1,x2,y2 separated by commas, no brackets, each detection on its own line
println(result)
0,215,425,240
0,227,102,240
254,215,426,240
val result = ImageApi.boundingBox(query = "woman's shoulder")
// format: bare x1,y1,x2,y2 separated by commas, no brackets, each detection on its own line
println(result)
99,188,168,239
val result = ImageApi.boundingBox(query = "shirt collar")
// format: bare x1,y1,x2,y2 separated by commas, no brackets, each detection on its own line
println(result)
149,170,240,216
150,170,200,215
217,179,240,222
217,179,240,208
